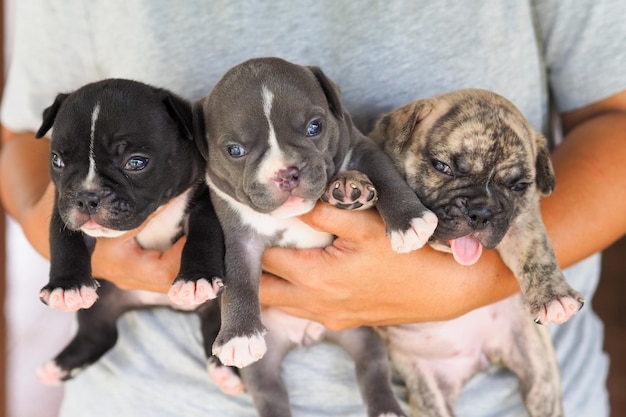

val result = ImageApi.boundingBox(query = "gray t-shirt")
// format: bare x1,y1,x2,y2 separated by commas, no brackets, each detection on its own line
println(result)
3,1,625,416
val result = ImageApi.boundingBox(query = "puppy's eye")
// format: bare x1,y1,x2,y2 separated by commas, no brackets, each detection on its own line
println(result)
432,159,453,176
124,156,149,171
226,144,247,157
51,152,65,169
306,119,322,137
510,182,530,192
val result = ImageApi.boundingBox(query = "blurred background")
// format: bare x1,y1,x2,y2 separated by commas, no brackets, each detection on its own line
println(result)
0,1,624,416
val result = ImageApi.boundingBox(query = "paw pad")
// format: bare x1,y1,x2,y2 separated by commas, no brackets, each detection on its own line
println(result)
322,171,378,210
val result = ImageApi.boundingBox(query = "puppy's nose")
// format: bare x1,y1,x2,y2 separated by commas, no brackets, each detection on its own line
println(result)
276,167,300,191
467,206,493,230
76,191,101,213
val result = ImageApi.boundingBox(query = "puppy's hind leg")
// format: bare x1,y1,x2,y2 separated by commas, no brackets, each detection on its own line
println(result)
498,304,564,417
392,355,458,417
239,330,295,417
328,327,407,417
36,281,132,385
198,300,245,395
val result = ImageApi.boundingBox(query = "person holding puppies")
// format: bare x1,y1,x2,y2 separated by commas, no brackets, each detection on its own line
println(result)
2,1,626,416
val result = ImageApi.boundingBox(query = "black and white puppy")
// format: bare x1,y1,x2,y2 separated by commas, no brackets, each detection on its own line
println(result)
35,79,225,384
184,57,438,417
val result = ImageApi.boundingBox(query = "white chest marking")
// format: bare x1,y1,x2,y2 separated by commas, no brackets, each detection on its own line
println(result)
207,176,331,249
257,86,288,183
135,190,191,251
83,102,101,189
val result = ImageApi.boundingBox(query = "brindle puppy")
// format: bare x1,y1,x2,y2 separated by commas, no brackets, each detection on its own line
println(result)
369,89,583,417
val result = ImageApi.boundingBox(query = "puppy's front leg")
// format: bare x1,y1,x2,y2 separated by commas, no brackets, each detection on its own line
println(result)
169,185,226,306
347,139,437,252
212,228,267,368
497,206,584,324
40,200,99,311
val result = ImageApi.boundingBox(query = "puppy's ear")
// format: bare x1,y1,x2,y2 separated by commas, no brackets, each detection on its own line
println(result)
36,93,70,139
163,93,194,142
308,66,343,120
534,132,556,195
371,99,434,152
191,99,209,160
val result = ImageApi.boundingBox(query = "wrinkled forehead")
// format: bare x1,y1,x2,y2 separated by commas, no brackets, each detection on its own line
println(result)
427,99,535,152
206,71,328,134
424,98,535,178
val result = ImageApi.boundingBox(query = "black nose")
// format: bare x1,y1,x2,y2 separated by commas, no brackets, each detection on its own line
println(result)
467,206,493,230
276,167,300,191
76,191,101,213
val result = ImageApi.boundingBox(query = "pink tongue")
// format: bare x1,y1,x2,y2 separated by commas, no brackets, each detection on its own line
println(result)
450,236,483,266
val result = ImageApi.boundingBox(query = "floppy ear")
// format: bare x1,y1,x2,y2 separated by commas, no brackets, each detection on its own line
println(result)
371,99,434,152
191,99,209,160
163,93,194,142
534,132,556,195
36,93,70,138
308,66,343,120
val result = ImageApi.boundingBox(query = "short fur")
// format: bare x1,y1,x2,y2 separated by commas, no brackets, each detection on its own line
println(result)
35,79,225,384
369,89,584,417
190,57,439,417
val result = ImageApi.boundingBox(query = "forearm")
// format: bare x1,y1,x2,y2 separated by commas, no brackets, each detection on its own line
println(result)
542,111,626,267
0,128,53,259
260,109,626,329
405,112,626,320
0,126,179,292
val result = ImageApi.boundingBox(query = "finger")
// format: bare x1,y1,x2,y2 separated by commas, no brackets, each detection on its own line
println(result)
259,272,302,308
259,273,331,322
298,202,385,239
261,247,327,287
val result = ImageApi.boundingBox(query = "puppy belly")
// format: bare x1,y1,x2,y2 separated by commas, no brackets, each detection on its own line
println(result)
130,290,197,311
261,307,326,346
384,296,518,380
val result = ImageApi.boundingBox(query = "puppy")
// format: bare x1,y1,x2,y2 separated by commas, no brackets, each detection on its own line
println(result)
369,89,584,417
188,57,438,417
35,79,225,384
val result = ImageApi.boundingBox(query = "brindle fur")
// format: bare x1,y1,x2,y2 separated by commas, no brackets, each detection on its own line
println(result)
370,89,583,417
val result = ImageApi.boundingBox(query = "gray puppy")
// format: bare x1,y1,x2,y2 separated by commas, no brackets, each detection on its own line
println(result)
182,57,439,417
369,89,584,417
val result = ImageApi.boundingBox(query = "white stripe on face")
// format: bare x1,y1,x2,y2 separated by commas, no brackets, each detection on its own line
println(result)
83,102,101,188
257,86,287,182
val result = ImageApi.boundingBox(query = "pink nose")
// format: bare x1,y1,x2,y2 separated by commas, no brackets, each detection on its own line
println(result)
276,167,300,191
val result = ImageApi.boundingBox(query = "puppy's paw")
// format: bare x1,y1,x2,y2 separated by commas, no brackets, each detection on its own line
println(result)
169,278,223,306
207,359,245,395
389,212,438,253
533,294,585,325
40,284,98,311
36,361,68,386
321,170,378,210
212,332,267,369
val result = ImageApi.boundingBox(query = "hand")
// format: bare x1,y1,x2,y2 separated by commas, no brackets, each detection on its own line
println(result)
260,203,520,330
91,233,183,293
